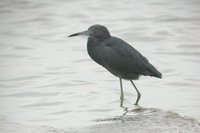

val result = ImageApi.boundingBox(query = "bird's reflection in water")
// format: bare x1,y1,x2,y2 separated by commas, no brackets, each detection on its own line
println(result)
95,105,161,123
121,104,145,116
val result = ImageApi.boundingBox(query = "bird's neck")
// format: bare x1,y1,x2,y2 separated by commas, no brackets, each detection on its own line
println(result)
87,37,100,49
87,37,103,65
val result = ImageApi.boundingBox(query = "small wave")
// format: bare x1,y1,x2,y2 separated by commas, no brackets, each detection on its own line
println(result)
91,107,200,133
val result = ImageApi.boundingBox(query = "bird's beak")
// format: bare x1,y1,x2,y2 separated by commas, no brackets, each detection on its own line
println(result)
68,30,90,37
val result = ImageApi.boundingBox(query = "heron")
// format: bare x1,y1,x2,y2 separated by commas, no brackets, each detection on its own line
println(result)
68,24,162,106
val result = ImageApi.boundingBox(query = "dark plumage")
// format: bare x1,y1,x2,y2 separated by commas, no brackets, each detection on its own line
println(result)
69,24,162,106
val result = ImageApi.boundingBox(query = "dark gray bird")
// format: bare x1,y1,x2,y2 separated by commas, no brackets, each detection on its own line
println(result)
68,24,162,106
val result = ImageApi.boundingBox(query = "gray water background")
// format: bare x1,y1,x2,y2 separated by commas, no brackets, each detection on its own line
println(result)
0,0,200,130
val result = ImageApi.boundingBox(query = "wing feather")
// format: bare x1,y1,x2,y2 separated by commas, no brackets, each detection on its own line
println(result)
99,37,148,75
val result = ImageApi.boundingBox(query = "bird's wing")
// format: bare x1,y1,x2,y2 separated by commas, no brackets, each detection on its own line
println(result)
99,37,148,75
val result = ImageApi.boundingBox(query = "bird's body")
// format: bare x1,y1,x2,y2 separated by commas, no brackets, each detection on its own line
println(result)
87,36,162,80
69,24,162,106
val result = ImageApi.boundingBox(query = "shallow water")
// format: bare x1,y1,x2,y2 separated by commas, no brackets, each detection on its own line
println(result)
1,108,200,133
0,0,200,132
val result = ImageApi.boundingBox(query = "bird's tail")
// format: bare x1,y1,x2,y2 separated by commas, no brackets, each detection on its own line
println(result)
145,63,162,78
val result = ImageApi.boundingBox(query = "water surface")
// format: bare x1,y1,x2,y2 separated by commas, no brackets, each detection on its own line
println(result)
0,0,200,132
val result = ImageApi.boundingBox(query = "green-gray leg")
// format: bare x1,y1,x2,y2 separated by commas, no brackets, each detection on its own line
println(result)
119,78,124,107
130,80,141,105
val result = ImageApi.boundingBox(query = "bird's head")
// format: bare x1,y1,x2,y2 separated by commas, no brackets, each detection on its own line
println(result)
68,24,111,39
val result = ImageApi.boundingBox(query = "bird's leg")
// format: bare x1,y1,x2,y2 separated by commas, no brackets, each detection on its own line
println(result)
119,78,124,107
130,80,141,105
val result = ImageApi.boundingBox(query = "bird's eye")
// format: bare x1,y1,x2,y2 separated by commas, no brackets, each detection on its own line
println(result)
91,28,95,32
